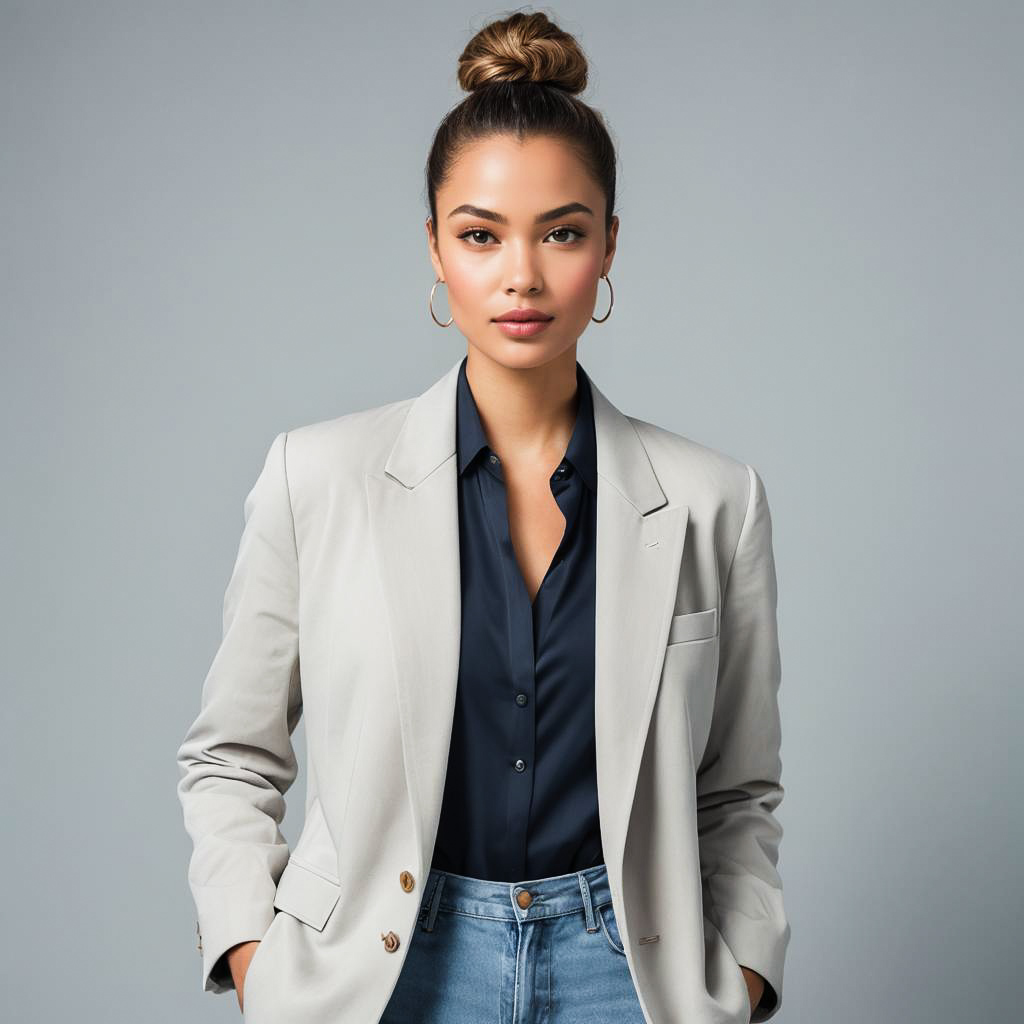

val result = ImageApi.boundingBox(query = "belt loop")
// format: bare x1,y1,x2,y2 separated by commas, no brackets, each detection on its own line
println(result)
577,870,599,933
422,872,447,933
417,875,433,930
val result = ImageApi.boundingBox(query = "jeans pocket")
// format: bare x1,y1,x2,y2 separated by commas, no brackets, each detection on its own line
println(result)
597,902,626,955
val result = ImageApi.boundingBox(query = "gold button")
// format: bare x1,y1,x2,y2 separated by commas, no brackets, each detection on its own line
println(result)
381,930,401,952
400,870,416,892
516,889,533,909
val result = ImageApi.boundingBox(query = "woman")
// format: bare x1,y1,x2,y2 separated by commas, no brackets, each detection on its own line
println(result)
177,11,789,1024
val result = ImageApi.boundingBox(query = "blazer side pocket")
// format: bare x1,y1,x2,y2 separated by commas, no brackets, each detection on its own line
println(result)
273,859,342,931
667,607,718,645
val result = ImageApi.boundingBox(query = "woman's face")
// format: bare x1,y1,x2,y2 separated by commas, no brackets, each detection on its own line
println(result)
427,133,618,371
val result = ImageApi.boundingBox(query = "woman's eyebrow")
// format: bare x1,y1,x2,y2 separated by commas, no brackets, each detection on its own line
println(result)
447,202,594,224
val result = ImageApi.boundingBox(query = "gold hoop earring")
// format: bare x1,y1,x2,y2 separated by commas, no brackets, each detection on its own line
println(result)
429,277,454,328
591,273,613,323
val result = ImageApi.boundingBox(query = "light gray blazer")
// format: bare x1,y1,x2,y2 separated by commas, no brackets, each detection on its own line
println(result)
176,355,790,1023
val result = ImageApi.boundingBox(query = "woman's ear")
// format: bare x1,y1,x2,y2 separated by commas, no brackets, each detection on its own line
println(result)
602,214,619,278
425,218,445,281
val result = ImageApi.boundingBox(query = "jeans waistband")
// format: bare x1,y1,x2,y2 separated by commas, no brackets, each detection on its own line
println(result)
417,863,613,932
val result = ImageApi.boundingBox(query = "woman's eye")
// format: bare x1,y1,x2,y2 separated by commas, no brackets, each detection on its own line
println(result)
547,227,585,244
459,229,496,246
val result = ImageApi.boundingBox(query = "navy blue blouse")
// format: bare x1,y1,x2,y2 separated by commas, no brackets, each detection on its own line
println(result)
430,356,603,882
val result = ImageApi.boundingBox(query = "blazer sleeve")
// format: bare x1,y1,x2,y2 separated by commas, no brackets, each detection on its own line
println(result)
175,430,302,994
697,464,790,1022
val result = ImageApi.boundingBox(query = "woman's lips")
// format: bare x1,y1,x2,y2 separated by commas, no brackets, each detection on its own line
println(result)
493,307,553,321
492,318,554,338
492,310,555,338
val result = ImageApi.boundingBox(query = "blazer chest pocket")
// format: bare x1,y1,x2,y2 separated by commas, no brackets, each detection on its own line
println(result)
666,607,718,645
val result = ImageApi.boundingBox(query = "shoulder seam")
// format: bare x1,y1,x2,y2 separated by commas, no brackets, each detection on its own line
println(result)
280,430,301,598
721,463,756,610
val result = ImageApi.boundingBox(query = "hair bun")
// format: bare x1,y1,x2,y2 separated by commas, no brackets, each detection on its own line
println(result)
457,11,588,95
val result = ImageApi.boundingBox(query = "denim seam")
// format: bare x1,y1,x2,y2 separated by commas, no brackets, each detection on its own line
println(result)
431,900,613,923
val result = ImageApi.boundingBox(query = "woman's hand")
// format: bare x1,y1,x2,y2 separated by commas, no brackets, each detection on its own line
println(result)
739,965,765,1019
226,940,262,1013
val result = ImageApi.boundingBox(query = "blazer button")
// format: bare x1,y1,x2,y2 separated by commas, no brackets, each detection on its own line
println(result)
516,889,533,909
381,930,401,952
400,870,416,892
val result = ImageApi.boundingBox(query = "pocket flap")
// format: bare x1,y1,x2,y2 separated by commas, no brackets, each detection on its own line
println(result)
667,607,718,644
273,859,342,931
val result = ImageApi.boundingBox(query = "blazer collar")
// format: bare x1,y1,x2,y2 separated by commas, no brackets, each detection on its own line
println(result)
383,355,667,516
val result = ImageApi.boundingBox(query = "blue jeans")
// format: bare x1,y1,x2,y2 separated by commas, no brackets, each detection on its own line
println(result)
380,862,647,1023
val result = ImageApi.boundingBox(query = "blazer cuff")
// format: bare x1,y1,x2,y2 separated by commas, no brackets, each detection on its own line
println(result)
195,882,277,994
709,898,789,1022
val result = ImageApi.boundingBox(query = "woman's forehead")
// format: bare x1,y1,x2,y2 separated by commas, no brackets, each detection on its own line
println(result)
439,137,601,211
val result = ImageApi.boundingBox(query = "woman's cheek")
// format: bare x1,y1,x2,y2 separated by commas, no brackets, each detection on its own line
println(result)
559,259,603,317
444,260,490,314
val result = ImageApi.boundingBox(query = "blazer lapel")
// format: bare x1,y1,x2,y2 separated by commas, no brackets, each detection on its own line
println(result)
366,358,689,883
366,360,464,873
588,375,690,891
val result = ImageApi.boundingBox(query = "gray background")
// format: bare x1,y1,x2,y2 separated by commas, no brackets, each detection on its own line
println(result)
2,2,1021,1021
